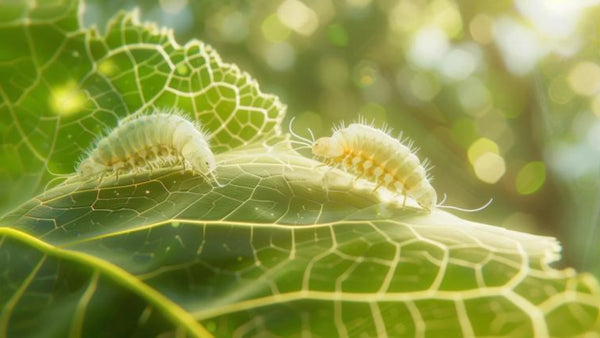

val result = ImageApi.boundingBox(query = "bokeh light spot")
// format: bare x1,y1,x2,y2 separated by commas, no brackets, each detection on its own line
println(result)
148,2,193,32
515,161,546,195
217,11,248,43
475,109,509,138
159,0,187,14
409,72,439,101
469,137,505,183
473,152,506,184
429,0,463,38
327,24,349,47
494,17,545,75
353,61,377,88
587,120,600,151
592,94,600,117
457,77,490,111
277,0,319,36
265,42,296,71
389,1,420,33
469,14,493,45
567,61,600,96
261,14,290,42
468,137,499,165
50,80,88,116
409,25,449,69
516,0,593,39
98,59,117,77
440,46,478,81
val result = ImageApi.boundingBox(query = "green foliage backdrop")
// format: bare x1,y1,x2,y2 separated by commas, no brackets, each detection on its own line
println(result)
1,0,599,337
82,0,600,276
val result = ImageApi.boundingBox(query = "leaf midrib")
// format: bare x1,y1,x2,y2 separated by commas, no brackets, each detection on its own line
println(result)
0,227,212,338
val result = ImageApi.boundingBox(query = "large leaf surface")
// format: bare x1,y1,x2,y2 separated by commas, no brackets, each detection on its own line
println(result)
0,0,283,214
1,1,599,337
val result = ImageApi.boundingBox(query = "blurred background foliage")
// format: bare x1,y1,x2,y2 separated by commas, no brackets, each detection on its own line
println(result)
83,0,600,276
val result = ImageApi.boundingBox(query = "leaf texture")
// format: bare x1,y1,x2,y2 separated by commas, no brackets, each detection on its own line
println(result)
1,1,599,337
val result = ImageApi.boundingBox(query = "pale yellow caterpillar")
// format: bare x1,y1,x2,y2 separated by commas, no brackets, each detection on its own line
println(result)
289,118,491,212
76,110,219,184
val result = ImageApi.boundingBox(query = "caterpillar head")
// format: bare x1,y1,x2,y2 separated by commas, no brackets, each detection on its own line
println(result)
188,150,216,175
312,137,344,158
186,151,222,187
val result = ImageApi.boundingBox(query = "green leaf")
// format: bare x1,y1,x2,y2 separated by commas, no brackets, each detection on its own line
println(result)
0,0,284,215
1,1,599,337
3,144,600,336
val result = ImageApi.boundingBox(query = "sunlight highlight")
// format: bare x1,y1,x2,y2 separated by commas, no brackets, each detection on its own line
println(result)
98,59,117,76
468,138,505,184
277,0,319,36
567,61,600,96
50,80,87,116
515,161,546,195
473,152,506,184
467,137,499,164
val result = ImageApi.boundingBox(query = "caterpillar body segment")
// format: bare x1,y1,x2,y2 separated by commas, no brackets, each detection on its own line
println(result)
311,123,437,211
77,111,218,184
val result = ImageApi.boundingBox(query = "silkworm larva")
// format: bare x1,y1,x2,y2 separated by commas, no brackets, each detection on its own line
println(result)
314,123,436,210
288,118,435,210
289,118,494,212
77,110,218,183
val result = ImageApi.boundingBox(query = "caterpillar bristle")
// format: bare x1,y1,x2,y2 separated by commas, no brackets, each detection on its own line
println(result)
75,109,218,185
331,120,347,133
378,122,393,136
437,196,493,213
311,120,438,211
288,117,315,146
422,158,432,169
289,114,485,214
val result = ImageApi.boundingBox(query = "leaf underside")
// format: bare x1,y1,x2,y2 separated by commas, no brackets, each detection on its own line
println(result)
0,1,599,337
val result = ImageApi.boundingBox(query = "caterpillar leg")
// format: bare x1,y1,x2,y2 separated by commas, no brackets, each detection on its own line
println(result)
353,166,367,184
97,174,105,186
372,174,384,192
340,155,353,172
143,159,152,174
353,173,363,183
312,159,330,170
